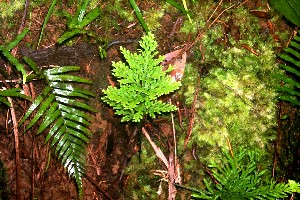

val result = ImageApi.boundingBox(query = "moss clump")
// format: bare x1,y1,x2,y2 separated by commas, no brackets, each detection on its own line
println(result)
0,159,9,199
0,0,24,19
121,142,164,199
181,5,282,163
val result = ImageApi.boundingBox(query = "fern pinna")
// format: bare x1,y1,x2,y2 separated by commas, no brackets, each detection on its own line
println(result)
276,30,300,106
20,66,95,196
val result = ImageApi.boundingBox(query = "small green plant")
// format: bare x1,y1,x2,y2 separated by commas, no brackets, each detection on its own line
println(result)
182,149,300,199
102,32,181,122
57,0,101,44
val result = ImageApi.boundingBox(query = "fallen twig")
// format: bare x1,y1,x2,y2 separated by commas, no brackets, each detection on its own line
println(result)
7,97,21,199
142,127,169,168
84,174,113,200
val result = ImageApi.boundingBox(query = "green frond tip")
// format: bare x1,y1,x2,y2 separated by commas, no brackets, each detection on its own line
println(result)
102,32,181,122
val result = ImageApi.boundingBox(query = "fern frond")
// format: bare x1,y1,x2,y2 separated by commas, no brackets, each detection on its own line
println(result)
276,31,300,106
190,149,300,199
269,0,300,27
20,66,95,196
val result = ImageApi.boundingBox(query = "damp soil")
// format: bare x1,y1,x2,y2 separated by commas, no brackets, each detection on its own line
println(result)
0,0,294,199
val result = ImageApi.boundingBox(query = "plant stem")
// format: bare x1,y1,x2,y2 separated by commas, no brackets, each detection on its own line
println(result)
8,97,21,199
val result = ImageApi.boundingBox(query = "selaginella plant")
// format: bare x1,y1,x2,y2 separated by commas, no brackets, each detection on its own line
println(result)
102,32,181,122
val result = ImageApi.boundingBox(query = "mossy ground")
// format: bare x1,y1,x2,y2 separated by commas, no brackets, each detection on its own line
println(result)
0,0,298,199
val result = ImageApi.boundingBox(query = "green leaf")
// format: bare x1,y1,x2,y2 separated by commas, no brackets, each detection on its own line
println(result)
0,96,11,107
57,29,86,44
0,88,31,101
269,0,300,27
45,66,81,74
75,0,90,23
20,86,52,125
275,74,300,88
59,104,92,122
50,125,66,147
279,54,300,67
47,74,92,83
38,102,60,134
62,111,90,126
23,56,42,76
128,0,149,32
166,0,193,17
45,118,64,143
75,8,101,29
50,82,95,97
38,0,58,47
6,28,29,51
279,95,300,106
56,96,95,112
0,45,27,83
25,94,55,131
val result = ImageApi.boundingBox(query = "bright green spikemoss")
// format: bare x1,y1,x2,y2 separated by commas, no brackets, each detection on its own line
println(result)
102,33,181,122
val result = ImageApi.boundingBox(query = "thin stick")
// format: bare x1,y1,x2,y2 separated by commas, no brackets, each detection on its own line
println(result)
170,101,177,170
170,101,181,185
8,97,21,199
206,0,224,24
207,4,236,29
84,174,113,200
142,127,169,168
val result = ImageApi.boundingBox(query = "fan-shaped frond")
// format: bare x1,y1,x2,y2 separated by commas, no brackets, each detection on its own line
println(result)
20,66,95,196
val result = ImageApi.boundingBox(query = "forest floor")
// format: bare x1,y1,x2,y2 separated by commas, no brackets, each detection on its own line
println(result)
0,0,296,199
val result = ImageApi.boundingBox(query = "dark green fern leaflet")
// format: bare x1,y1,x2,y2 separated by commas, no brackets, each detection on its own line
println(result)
0,88,31,107
275,31,300,106
19,66,95,197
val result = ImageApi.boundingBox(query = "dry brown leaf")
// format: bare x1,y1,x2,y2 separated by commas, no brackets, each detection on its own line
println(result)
162,49,187,82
